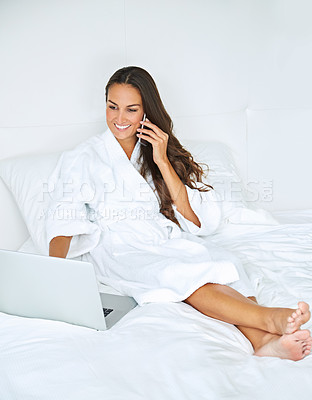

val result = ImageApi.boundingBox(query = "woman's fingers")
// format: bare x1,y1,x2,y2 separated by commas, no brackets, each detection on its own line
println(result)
136,132,155,144
137,127,162,139
139,118,168,139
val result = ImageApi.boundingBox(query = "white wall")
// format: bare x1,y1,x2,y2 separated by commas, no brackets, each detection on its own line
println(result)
1,0,311,216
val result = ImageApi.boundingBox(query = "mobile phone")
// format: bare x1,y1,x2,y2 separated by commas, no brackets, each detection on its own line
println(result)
138,113,148,146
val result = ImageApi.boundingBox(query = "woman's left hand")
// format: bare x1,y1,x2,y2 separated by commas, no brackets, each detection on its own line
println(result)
136,119,169,167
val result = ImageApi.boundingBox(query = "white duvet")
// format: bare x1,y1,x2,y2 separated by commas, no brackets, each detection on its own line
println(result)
1,211,312,400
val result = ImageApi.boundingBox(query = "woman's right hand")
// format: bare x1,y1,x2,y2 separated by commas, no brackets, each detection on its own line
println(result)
49,236,73,258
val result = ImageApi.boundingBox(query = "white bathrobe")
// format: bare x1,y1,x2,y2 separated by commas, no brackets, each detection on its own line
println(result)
46,129,253,305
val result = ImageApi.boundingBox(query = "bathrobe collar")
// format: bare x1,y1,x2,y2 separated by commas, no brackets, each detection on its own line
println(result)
102,128,159,203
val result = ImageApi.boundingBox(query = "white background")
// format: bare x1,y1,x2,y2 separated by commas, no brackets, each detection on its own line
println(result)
1,0,311,213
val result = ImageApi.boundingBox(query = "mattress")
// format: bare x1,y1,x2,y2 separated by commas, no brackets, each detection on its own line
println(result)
1,213,312,399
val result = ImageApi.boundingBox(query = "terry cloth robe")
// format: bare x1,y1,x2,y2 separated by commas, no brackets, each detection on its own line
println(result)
45,128,254,305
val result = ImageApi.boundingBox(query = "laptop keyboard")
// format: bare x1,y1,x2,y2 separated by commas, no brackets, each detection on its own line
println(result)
103,308,114,317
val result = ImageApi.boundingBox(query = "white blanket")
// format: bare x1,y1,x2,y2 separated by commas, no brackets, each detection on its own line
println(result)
45,129,253,304
1,219,312,400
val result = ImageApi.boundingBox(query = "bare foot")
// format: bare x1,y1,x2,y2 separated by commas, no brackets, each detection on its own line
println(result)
269,302,311,335
255,329,312,361
285,302,311,334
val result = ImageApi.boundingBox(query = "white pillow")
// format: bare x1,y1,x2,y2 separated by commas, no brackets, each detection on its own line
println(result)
183,140,248,204
0,152,61,253
182,141,278,225
182,140,251,221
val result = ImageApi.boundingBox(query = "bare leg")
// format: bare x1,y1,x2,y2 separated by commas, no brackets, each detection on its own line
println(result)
184,284,310,335
235,296,272,351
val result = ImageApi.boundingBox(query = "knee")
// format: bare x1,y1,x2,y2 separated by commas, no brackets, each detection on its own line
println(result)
184,282,238,306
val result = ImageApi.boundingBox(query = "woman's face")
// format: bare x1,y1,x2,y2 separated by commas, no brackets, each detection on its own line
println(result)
106,83,144,144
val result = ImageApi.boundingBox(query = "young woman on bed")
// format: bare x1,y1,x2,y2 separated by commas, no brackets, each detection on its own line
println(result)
49,66,311,361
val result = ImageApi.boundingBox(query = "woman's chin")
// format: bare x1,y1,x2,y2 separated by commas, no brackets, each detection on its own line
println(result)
113,131,137,143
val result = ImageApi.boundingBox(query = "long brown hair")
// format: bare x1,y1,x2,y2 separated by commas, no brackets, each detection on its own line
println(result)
105,66,213,226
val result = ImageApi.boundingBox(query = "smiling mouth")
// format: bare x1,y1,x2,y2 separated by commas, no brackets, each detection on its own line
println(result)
114,123,131,131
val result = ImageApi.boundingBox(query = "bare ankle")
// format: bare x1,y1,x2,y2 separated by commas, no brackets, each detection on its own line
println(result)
253,332,279,352
265,308,279,334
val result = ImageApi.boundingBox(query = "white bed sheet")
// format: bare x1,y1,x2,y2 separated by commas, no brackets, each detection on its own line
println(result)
272,208,312,224
1,214,312,399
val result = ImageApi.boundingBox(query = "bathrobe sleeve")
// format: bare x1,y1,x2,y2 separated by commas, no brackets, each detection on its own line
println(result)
45,147,101,259
172,184,222,236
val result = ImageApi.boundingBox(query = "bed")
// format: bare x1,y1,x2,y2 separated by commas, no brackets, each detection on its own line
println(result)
1,139,312,400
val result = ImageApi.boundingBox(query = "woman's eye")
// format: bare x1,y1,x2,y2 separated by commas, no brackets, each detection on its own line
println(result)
128,109,138,113
109,105,117,110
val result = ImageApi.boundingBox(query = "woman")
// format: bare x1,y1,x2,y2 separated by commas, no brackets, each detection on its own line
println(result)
48,66,311,361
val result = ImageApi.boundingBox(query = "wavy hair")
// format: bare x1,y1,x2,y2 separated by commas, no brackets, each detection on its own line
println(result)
105,66,213,226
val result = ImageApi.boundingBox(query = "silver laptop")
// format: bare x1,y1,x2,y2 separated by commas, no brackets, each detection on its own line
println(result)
0,249,137,330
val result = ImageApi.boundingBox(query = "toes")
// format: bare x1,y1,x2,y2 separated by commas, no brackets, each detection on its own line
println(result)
293,310,301,318
286,320,296,333
298,301,310,315
286,304,311,334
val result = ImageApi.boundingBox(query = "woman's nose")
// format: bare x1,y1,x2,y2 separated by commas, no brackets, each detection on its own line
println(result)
116,110,127,123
